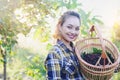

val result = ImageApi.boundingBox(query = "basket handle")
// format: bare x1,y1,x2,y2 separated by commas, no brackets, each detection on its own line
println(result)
90,25,106,57
90,25,112,66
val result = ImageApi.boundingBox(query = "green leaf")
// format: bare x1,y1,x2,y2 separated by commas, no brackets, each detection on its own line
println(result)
92,48,102,54
46,43,52,50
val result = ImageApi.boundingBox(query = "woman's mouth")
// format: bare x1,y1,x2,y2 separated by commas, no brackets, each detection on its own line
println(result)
68,34,76,39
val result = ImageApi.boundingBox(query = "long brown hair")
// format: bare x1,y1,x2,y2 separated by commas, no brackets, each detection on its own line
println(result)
53,11,81,40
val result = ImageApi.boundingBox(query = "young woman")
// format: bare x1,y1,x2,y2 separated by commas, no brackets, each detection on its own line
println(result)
44,11,84,80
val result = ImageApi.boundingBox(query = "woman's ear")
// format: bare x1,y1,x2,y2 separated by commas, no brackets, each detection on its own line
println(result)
58,24,62,32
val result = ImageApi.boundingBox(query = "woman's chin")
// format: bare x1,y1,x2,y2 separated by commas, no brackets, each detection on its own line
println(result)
68,38,76,42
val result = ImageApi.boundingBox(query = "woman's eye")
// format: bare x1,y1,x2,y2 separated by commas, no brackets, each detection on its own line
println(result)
67,26,72,29
75,27,80,31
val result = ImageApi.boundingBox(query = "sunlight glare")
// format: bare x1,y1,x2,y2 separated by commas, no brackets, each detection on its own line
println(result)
14,8,28,23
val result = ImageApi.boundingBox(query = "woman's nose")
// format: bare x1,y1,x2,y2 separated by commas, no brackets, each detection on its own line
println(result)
71,29,76,34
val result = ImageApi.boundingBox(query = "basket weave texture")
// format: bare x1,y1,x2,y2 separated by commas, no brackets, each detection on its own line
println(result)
75,37,119,80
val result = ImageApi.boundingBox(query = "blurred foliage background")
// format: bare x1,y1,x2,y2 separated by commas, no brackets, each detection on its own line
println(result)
0,0,120,80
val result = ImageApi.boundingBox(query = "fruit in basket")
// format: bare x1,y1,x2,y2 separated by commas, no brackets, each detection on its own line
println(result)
81,48,115,65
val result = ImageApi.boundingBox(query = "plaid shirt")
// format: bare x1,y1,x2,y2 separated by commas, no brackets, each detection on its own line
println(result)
45,40,84,80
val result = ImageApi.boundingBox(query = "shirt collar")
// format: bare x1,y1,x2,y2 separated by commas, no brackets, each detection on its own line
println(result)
57,39,75,53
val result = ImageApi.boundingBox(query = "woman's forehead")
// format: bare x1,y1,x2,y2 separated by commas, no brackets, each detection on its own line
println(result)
63,16,80,26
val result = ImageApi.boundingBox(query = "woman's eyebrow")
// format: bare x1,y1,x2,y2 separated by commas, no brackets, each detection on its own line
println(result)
68,24,79,28
68,24,73,26
68,24,80,27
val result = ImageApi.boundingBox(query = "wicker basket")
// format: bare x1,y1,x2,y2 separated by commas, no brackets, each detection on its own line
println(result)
75,26,119,80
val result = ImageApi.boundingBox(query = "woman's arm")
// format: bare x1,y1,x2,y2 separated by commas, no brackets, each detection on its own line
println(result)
45,51,61,80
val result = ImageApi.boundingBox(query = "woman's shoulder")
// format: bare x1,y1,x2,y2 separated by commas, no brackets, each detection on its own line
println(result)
49,45,62,54
46,44,64,59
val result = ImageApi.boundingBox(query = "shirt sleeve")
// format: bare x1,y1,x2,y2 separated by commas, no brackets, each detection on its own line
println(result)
45,51,61,80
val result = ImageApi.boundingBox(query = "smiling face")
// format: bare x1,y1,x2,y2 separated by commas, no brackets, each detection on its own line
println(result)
59,16,80,43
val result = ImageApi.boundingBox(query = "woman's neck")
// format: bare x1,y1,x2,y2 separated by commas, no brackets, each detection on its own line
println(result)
61,39,72,51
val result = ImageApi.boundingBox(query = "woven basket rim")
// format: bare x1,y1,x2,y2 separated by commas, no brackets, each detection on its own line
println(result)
75,37,119,69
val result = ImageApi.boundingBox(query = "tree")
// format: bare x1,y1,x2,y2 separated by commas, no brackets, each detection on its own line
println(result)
0,0,64,79
0,0,32,79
